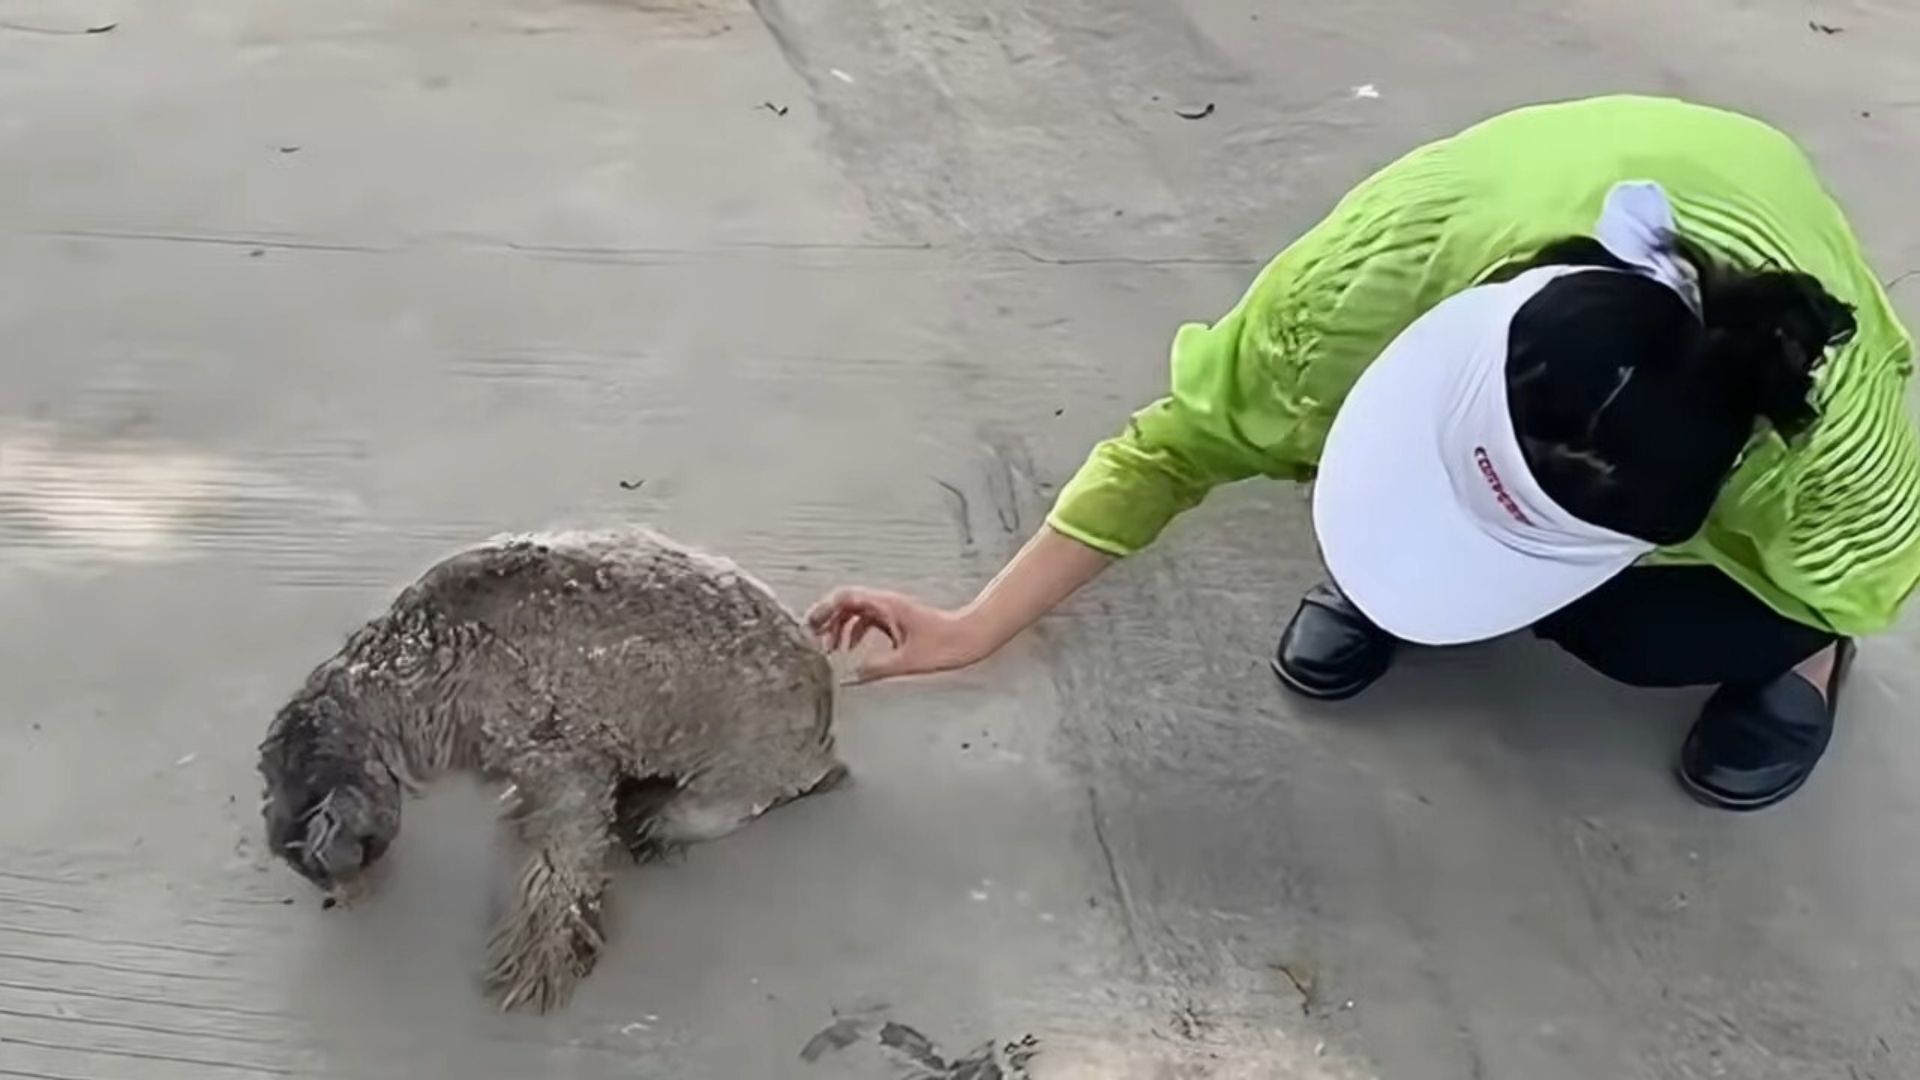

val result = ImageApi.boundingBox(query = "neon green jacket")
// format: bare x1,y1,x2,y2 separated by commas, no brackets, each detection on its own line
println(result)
1048,96,1920,635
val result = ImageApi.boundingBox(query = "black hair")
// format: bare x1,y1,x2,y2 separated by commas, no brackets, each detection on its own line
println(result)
1504,235,1855,440
1490,234,1855,544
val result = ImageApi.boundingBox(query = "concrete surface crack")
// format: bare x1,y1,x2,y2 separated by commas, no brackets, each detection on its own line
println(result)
1086,784,1153,979
0,949,245,983
0,1006,277,1050
41,228,387,254
743,0,811,87
999,244,1258,268
933,478,975,547
0,978,285,1020
0,1035,297,1076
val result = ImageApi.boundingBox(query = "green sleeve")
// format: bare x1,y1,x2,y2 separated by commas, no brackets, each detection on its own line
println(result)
1044,285,1307,557
1047,144,1492,557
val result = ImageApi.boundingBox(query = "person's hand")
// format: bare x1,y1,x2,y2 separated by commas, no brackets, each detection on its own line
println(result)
806,587,988,683
808,526,1115,685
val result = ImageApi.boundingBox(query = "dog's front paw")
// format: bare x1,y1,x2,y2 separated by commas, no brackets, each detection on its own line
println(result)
484,870,605,1013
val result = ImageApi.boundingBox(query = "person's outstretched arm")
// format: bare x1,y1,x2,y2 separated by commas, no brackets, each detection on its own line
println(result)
809,253,1306,683
808,311,1289,682
808,525,1114,683
811,132,1539,682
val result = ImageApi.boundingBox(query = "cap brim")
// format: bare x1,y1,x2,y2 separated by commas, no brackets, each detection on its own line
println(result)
1313,284,1640,646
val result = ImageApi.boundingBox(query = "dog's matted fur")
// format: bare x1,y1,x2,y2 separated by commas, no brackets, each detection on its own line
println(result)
259,527,844,1011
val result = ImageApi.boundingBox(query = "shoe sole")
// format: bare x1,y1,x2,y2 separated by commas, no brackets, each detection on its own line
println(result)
1269,657,1378,703
1673,761,1810,813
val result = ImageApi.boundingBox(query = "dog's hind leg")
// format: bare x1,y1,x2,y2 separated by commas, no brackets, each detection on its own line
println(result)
486,757,619,1013
650,749,848,850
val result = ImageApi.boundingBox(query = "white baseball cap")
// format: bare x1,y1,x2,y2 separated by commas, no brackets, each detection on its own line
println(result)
1312,182,1714,645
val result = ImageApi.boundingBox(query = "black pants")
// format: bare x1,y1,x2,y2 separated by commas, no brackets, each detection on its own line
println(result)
1532,566,1836,689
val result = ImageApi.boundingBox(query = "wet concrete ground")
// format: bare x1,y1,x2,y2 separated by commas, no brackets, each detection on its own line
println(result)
4,0,1920,1077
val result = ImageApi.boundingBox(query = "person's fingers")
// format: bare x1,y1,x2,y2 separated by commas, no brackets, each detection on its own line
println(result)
812,605,854,650
850,605,905,648
832,601,904,652
827,611,865,652
806,588,869,632
833,612,859,653
808,589,951,676
804,592,841,630
809,597,870,652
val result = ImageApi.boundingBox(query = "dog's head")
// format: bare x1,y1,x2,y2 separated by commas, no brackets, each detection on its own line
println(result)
259,695,402,894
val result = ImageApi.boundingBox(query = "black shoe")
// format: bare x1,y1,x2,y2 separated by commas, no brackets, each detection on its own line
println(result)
1677,640,1854,812
1271,583,1398,701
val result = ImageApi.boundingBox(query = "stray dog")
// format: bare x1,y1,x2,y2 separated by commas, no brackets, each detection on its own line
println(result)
259,527,844,1011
